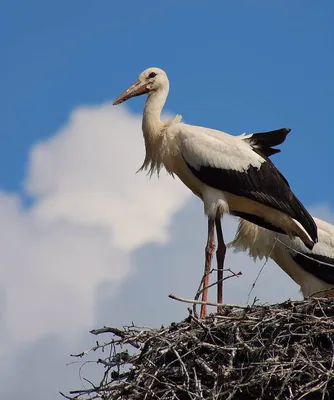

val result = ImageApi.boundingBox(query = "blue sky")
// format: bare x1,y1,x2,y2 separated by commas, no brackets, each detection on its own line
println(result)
1,0,334,207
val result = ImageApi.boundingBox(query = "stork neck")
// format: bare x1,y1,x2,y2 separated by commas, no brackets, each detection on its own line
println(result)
142,87,168,138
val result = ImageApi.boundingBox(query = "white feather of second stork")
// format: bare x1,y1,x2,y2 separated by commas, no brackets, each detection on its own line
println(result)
229,218,334,260
228,218,334,296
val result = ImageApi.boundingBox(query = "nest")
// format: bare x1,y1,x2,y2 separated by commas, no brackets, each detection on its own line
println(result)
63,299,334,400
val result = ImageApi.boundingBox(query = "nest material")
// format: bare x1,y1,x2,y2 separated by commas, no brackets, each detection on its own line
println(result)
64,299,334,400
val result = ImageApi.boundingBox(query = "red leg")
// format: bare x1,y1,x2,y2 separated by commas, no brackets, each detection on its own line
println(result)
200,218,216,319
215,215,226,313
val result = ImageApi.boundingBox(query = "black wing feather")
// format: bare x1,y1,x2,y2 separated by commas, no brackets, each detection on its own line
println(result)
184,156,318,244
244,128,291,158
292,253,334,285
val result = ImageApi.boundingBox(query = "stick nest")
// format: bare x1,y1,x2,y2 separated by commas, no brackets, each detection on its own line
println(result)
64,298,334,400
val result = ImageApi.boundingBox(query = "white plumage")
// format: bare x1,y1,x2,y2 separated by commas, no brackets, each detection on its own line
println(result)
229,217,334,298
178,125,264,172
113,66,318,317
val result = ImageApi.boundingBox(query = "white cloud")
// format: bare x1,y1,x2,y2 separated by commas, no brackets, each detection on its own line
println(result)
0,103,190,356
26,104,189,250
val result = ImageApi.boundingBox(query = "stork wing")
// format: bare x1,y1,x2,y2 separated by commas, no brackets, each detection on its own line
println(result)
291,252,334,285
285,224,334,285
178,124,317,244
241,128,291,157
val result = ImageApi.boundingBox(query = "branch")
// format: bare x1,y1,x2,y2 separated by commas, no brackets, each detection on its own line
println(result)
90,327,140,349
168,293,250,310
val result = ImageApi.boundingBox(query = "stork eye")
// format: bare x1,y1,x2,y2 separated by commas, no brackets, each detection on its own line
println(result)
148,72,157,79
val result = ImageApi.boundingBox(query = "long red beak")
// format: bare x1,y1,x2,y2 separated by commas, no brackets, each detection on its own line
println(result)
112,80,150,105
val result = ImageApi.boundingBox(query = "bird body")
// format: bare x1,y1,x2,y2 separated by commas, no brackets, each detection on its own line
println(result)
139,112,316,248
229,217,334,298
113,66,318,316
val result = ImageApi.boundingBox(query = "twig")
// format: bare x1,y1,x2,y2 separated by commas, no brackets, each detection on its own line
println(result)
169,293,250,310
90,326,140,349
247,238,278,304
193,268,241,318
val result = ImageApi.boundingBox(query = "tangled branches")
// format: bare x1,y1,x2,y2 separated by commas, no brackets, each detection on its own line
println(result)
62,298,334,400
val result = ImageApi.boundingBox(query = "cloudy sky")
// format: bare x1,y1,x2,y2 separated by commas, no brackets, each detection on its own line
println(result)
1,1,334,399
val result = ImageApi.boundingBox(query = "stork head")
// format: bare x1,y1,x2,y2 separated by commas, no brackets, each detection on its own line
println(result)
113,67,168,105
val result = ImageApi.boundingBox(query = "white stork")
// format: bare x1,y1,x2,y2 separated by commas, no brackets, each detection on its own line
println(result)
229,217,334,298
112,67,318,318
